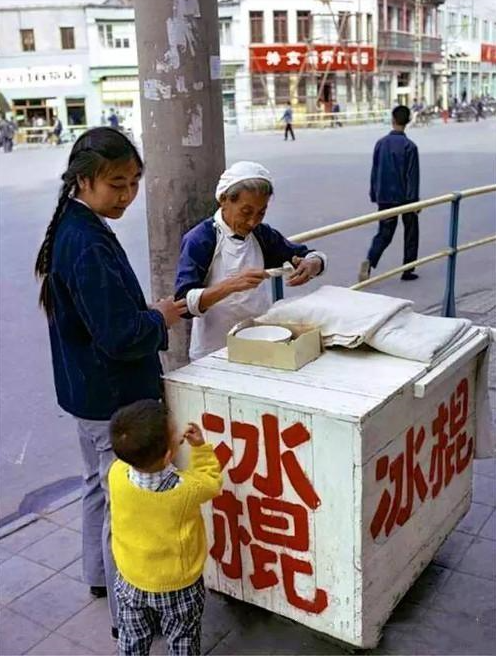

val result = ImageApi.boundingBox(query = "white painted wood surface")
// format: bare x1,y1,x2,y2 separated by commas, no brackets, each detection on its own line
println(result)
165,331,489,648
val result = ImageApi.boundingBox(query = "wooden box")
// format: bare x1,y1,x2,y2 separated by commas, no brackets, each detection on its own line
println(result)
165,329,489,648
227,320,322,371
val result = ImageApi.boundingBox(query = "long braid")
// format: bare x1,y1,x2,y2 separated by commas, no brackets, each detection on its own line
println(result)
34,170,76,318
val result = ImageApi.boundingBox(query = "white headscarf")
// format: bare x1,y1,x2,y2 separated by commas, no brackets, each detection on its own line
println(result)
215,161,273,201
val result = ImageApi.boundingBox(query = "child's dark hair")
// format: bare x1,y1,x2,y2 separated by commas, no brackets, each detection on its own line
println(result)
34,127,143,318
392,105,411,126
110,399,170,470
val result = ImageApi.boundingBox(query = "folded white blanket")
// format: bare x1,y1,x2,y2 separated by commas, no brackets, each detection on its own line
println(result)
257,285,412,348
367,308,472,363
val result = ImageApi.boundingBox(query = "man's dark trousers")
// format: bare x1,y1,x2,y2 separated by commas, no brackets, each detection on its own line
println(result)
367,203,419,270
284,123,295,140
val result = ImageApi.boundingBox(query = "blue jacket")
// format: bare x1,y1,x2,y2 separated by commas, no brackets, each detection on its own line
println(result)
370,130,419,205
175,217,313,304
48,199,167,420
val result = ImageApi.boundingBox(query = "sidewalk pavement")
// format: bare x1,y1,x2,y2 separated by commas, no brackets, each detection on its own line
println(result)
1,291,495,656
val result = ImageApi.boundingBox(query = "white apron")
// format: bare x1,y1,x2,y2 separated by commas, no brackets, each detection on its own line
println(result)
189,225,271,361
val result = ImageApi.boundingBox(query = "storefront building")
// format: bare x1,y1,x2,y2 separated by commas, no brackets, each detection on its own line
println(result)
219,0,378,131
441,1,496,102
0,0,136,134
0,0,92,128
376,0,445,108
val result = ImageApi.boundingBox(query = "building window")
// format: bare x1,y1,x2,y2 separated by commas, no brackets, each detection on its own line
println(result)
60,27,75,50
222,76,235,94
482,19,489,40
114,37,130,48
387,6,394,31
274,75,290,104
219,18,232,46
251,73,268,105
461,15,469,39
99,24,113,47
448,12,456,37
338,12,350,41
273,11,288,43
250,11,264,43
20,29,35,51
66,98,86,126
397,72,409,87
366,14,373,42
472,17,479,40
406,10,413,33
297,76,307,103
98,23,130,48
356,13,363,42
297,11,312,42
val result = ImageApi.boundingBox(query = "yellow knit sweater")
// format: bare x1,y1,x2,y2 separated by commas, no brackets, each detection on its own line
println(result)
109,443,222,593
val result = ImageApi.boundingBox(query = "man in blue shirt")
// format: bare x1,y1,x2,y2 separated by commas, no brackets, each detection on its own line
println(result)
281,102,295,141
359,105,420,282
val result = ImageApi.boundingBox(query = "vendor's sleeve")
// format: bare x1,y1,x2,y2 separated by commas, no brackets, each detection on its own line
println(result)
257,224,325,271
186,288,205,317
305,251,327,274
174,223,216,310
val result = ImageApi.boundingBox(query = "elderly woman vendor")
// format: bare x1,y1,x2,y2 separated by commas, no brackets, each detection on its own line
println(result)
175,161,327,360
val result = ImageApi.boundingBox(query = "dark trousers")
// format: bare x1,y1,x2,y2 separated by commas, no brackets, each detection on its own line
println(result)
367,204,419,270
284,123,295,140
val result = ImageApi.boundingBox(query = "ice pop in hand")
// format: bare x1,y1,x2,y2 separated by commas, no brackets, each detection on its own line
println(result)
264,261,295,278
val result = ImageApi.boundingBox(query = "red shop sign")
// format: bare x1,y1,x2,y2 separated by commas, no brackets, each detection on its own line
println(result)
250,44,376,73
481,43,496,64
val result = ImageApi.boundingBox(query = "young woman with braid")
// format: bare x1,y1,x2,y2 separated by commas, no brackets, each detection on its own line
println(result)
34,127,187,639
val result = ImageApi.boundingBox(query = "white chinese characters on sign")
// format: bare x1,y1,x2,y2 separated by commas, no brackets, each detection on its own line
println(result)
266,51,282,67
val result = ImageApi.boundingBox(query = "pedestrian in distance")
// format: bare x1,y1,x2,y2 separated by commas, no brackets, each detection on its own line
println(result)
358,105,420,283
281,101,295,141
331,102,343,127
0,115,16,153
109,399,222,656
108,108,120,129
34,127,187,639
46,116,63,145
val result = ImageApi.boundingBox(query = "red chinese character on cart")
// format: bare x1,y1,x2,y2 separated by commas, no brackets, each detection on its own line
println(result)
429,377,473,498
370,425,428,539
370,376,474,541
203,412,328,614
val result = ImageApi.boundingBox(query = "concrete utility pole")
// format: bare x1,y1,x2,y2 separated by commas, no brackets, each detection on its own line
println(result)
134,0,226,370
414,0,423,102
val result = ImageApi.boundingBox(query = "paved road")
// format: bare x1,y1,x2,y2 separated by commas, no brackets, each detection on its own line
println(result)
1,119,495,519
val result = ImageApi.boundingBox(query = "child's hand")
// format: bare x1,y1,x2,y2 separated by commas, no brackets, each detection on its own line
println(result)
184,423,205,447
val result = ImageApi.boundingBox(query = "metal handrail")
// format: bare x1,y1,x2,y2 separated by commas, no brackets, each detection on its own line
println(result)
272,183,496,318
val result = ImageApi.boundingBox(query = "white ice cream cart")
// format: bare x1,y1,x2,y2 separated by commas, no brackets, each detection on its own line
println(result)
165,326,491,648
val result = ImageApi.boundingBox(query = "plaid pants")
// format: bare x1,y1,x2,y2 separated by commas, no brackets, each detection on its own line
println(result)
115,574,205,656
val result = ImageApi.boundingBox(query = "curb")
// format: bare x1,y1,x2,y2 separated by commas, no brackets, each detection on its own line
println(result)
0,489,82,539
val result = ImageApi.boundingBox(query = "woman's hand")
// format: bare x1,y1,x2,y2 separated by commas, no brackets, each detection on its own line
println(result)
286,256,322,287
183,422,205,447
151,296,188,327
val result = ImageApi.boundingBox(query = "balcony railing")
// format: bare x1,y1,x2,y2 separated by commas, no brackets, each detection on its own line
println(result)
378,31,442,57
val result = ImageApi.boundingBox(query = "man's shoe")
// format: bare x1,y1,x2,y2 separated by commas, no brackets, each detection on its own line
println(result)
111,627,119,640
358,260,371,282
401,271,419,281
90,586,107,598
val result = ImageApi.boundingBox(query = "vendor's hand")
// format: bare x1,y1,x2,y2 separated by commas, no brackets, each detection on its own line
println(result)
286,256,322,287
152,296,188,327
227,268,268,293
183,422,205,447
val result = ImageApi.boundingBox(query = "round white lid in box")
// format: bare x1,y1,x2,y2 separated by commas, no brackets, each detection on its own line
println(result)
235,326,292,343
